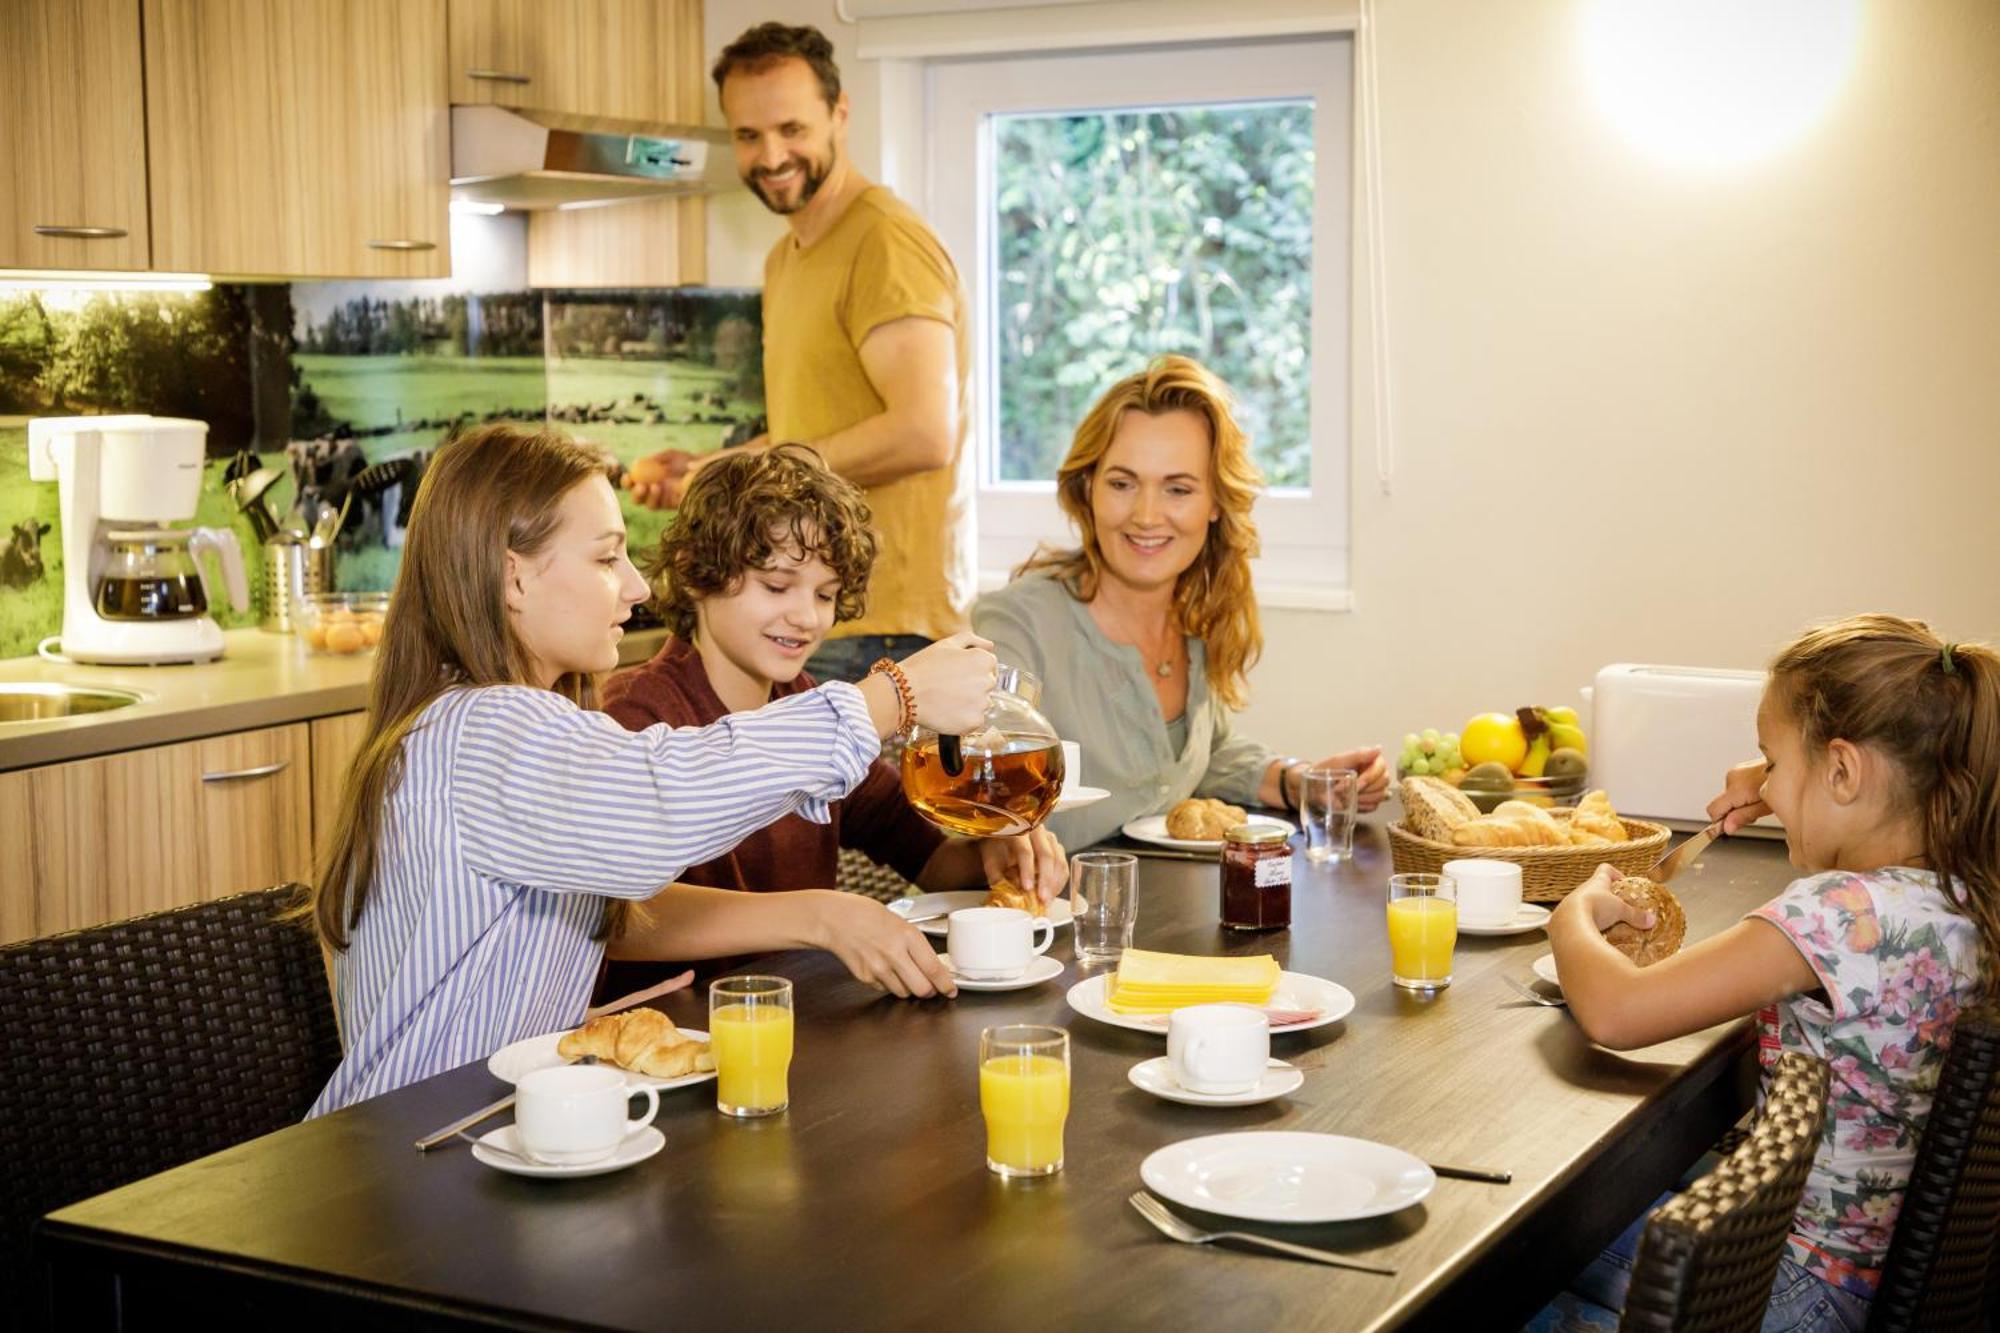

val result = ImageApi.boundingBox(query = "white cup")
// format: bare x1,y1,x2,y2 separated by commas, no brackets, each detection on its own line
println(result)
1167,1004,1270,1095
514,1064,660,1166
947,906,1055,981
1444,858,1524,927
1060,739,1081,796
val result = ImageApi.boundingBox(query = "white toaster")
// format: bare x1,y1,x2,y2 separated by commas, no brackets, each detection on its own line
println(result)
1588,664,1781,835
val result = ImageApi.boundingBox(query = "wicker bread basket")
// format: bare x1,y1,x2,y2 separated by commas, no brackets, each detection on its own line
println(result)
1387,815,1671,903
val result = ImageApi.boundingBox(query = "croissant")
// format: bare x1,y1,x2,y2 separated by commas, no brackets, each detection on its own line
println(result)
1570,790,1627,844
984,877,1038,912
1401,776,1479,842
558,1007,715,1079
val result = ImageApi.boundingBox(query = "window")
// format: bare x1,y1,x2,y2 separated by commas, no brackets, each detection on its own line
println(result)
929,37,1353,604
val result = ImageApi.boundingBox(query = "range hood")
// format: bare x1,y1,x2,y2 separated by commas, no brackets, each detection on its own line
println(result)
450,106,738,211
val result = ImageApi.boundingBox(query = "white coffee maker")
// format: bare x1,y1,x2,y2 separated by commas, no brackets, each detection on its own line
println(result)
28,415,249,665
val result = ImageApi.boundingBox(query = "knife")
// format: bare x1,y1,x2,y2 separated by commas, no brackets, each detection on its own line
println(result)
1647,818,1722,883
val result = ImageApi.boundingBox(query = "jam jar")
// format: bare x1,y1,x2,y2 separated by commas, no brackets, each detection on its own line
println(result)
1220,823,1292,930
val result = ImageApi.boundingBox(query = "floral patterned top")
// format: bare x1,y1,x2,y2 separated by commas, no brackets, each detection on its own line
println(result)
1750,866,1984,1296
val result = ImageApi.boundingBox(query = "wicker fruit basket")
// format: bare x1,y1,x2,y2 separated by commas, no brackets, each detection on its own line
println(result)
1387,815,1671,903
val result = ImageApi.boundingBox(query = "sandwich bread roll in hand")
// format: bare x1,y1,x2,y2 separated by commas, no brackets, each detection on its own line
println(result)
558,1006,715,1079
1602,876,1685,966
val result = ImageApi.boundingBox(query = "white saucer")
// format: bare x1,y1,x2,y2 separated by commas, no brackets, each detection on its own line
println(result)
1053,786,1111,812
1121,812,1294,852
470,1124,665,1179
940,953,1065,992
890,891,1074,938
1140,1131,1435,1223
1065,970,1356,1035
1531,953,1562,988
1128,1057,1305,1107
1458,903,1553,937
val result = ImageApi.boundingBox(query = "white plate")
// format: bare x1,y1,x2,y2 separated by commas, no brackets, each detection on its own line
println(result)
889,891,1074,938
940,952,1065,992
486,1029,716,1092
1457,903,1553,937
1531,953,1562,988
470,1124,665,1179
1064,970,1355,1035
1128,1057,1305,1107
1121,812,1295,851
1141,1131,1435,1224
1053,786,1111,812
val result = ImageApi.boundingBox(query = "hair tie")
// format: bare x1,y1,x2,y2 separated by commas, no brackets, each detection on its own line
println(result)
1941,643,1958,675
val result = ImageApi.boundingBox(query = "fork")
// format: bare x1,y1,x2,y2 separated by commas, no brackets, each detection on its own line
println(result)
1127,1192,1398,1275
1502,975,1566,1008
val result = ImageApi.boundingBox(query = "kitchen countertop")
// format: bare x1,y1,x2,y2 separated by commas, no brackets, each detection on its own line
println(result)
0,626,671,774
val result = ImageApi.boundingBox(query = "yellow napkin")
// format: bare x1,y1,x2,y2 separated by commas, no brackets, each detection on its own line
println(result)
1106,948,1281,1014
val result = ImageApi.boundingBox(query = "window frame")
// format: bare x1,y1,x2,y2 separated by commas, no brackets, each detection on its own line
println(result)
926,36,1355,608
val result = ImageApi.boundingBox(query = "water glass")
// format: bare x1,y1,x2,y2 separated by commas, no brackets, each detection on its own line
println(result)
1070,851,1138,963
1302,765,1358,865
1386,872,1457,992
709,976,795,1117
979,1024,1069,1178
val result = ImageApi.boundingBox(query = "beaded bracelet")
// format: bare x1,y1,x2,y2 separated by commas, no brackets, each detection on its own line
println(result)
868,657,918,737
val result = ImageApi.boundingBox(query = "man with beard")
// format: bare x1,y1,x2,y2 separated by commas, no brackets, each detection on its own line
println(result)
628,23,973,682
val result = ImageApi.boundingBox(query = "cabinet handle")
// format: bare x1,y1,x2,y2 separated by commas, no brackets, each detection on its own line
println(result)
466,68,531,84
34,225,129,239
366,239,437,252
201,760,290,785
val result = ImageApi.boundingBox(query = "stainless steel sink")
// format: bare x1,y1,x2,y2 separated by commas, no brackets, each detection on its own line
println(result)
0,683,149,724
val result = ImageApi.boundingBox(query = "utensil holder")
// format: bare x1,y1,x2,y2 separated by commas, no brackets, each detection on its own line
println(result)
260,538,334,633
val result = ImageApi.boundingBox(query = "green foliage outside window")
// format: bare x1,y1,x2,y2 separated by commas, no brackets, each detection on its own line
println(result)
991,100,1315,487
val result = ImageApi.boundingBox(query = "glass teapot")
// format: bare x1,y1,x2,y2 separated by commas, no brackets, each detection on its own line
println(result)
900,664,1066,838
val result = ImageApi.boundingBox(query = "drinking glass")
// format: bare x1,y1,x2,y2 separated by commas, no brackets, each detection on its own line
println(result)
979,1024,1070,1178
1302,766,1359,865
709,976,795,1117
1070,851,1138,963
1386,872,1457,991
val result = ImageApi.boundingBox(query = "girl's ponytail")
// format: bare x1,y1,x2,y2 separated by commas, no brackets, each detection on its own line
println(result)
1923,643,2000,995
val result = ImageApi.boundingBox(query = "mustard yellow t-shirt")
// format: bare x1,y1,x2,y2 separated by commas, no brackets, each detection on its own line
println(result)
762,186,974,642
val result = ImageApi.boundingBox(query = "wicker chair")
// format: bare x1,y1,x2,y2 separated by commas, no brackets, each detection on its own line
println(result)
836,846,918,903
1866,1002,2000,1333
0,886,341,1326
1620,1051,1832,1332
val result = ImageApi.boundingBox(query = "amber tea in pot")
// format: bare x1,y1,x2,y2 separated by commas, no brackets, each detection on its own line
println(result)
901,664,1066,837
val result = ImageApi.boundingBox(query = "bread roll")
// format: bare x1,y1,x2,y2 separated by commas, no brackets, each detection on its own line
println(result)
1401,776,1480,841
1165,797,1248,841
1603,876,1685,966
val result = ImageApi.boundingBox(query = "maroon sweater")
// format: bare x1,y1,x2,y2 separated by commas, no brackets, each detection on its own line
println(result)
600,636,943,895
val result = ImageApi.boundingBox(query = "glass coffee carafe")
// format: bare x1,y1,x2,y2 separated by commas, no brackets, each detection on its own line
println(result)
901,664,1065,838
94,527,229,621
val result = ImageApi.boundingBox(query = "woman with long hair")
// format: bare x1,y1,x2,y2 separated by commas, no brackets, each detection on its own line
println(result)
972,356,1387,849
305,424,996,1116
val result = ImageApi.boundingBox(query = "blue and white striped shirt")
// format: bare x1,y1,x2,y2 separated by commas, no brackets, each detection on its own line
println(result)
307,680,877,1116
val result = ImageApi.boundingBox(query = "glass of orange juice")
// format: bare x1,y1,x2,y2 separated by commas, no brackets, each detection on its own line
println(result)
978,1024,1069,1178
709,976,794,1117
1387,872,1457,992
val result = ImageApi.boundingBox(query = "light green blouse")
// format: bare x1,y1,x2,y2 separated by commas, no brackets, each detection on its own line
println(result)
971,572,1277,849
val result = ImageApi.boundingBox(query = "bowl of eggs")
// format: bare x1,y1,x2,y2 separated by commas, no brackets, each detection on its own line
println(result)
302,591,389,656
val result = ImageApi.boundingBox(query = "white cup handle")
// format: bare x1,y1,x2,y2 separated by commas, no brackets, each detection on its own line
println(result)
1183,1032,1208,1078
624,1084,660,1139
1030,920,1055,956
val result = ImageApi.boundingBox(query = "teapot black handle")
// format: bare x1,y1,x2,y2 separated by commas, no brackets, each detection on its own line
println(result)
938,734,964,776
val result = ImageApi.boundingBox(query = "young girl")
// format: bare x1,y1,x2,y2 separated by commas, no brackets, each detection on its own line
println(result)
305,425,998,1117
599,444,1066,1002
1539,615,1997,1331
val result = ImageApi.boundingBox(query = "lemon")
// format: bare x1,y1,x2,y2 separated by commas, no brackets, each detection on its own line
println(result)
1461,712,1527,771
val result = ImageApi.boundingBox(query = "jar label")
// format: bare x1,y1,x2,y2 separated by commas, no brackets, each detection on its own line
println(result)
1255,857,1292,888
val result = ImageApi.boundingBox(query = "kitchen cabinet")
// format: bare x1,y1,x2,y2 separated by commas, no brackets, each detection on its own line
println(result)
309,711,369,861
0,723,313,945
528,194,707,288
449,0,702,125
143,0,449,279
0,0,153,270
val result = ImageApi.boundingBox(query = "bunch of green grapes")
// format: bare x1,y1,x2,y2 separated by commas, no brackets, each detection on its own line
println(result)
1399,729,1463,777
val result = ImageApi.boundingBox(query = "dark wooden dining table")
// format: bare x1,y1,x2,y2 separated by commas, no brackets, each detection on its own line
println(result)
40,826,1796,1331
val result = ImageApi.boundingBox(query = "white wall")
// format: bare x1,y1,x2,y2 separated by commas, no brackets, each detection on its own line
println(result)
704,0,2000,757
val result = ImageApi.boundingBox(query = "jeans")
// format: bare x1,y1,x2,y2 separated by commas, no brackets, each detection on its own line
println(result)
806,634,934,685
1522,1193,1873,1333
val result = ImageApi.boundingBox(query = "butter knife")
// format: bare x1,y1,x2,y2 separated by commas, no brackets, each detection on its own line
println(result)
1647,819,1723,883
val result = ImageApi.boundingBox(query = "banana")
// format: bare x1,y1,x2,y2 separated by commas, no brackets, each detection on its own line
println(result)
1548,722,1588,757
1518,734,1551,777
